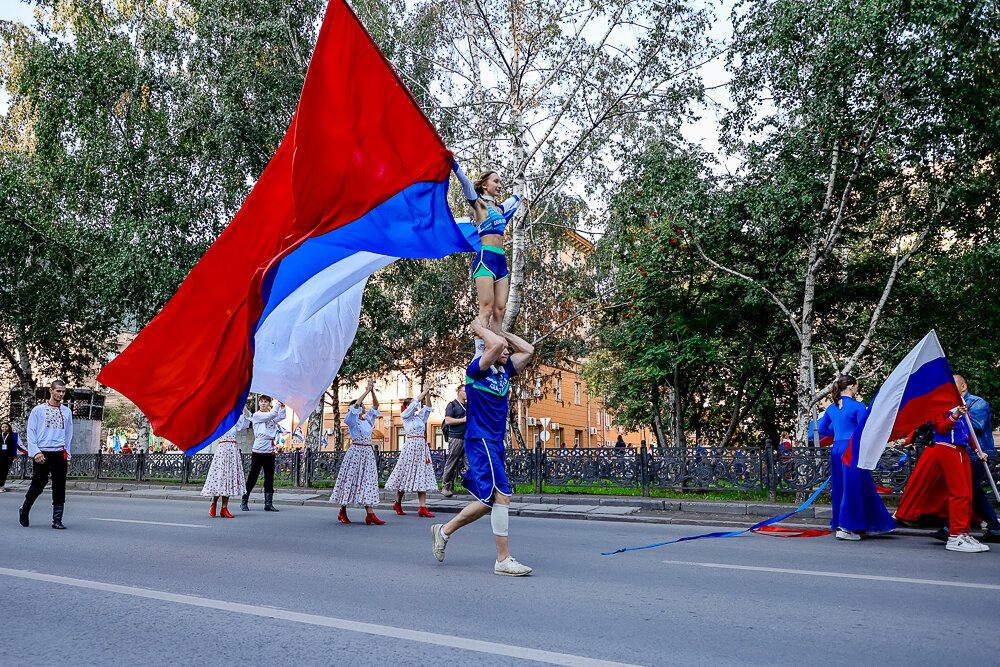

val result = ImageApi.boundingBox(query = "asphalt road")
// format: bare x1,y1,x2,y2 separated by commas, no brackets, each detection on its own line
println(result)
1,492,998,666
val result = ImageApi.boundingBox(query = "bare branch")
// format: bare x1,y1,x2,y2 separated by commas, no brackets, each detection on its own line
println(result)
693,237,803,340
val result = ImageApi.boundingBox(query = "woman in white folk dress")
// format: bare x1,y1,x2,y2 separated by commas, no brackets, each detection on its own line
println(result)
200,408,251,518
329,380,385,525
385,386,438,517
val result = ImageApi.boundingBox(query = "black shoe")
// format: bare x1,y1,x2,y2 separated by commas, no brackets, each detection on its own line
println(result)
18,505,29,527
931,527,948,543
51,505,66,530
980,530,1000,544
263,492,279,512
240,495,250,512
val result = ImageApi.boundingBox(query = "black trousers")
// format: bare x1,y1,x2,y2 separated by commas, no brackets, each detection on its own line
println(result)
0,453,15,486
25,452,67,506
971,458,1000,530
441,437,467,489
245,452,275,495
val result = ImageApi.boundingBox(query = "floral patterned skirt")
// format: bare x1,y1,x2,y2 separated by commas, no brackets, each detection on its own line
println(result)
329,444,379,507
385,436,438,492
200,440,247,497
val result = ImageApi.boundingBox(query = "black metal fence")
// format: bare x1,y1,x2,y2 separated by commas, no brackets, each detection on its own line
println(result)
9,442,999,498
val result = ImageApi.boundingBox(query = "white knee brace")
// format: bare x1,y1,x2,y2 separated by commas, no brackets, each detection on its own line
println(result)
490,504,509,537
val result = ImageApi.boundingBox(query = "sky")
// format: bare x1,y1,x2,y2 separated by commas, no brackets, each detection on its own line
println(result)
0,0,739,156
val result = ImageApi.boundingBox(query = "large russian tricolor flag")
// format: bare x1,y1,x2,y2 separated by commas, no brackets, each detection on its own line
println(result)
97,0,478,453
846,330,961,469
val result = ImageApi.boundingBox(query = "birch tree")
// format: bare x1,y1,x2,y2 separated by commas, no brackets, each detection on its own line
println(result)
356,0,712,331
701,0,1000,439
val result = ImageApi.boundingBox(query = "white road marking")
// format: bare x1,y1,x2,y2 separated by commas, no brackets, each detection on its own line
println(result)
662,560,1000,590
0,567,639,667
89,518,208,528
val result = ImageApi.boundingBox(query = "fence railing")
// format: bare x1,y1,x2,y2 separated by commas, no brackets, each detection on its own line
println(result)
10,442,999,498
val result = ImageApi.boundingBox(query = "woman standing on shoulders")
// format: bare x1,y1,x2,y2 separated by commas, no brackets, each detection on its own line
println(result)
385,386,439,516
818,375,895,540
200,409,252,518
452,159,522,335
329,380,385,525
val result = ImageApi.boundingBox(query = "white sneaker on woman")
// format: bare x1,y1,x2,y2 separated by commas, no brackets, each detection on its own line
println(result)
494,556,532,576
835,529,860,541
945,533,989,553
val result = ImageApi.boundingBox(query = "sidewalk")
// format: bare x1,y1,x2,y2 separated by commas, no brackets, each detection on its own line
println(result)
1,479,945,537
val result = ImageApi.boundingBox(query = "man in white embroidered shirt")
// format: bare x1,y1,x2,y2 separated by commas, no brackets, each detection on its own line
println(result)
19,380,73,529
240,396,286,512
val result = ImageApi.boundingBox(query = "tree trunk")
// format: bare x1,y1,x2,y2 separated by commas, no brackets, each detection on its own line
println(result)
650,385,668,452
306,397,325,451
332,383,343,452
135,411,151,453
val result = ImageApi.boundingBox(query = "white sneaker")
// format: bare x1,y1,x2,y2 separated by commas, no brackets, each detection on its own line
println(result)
836,529,861,541
473,338,485,359
946,532,990,553
431,524,448,562
494,556,532,576
0,487,8,493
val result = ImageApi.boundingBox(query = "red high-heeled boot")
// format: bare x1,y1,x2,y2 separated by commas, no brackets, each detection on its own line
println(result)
393,501,406,515
338,507,351,524
365,512,385,525
219,507,235,518
209,501,217,517
417,507,435,518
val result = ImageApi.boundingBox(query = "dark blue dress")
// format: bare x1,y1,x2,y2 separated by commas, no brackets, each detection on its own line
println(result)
818,397,895,533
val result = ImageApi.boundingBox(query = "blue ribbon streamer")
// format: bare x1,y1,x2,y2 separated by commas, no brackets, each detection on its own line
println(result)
602,477,831,555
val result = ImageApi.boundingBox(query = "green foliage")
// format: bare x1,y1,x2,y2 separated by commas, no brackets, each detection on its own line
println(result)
586,144,794,445
0,0,323,393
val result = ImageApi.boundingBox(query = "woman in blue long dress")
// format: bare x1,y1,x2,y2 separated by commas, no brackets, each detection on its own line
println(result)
818,375,896,540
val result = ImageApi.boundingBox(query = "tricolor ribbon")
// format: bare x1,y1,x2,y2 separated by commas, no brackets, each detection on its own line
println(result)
602,477,831,555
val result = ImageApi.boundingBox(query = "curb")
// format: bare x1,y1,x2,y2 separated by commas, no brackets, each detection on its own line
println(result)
0,481,955,539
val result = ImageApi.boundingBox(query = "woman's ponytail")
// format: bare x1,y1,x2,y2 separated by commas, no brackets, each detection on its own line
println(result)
831,374,857,406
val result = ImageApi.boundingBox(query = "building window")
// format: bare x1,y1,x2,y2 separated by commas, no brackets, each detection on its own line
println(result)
574,430,582,447
574,382,581,405
555,428,562,448
395,426,406,450
596,410,601,427
555,377,562,402
533,374,541,397
434,426,444,450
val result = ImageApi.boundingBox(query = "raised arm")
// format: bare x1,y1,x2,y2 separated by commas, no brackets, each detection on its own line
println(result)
370,386,379,412
352,380,373,409
452,159,478,205
502,329,535,373
251,403,280,423
471,317,507,370
499,194,521,220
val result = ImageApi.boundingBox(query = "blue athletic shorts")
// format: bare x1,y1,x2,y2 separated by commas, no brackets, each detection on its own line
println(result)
471,245,509,282
462,437,511,507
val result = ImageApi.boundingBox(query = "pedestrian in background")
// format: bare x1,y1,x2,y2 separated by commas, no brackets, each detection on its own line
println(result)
19,380,72,529
441,384,468,497
1,421,20,492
